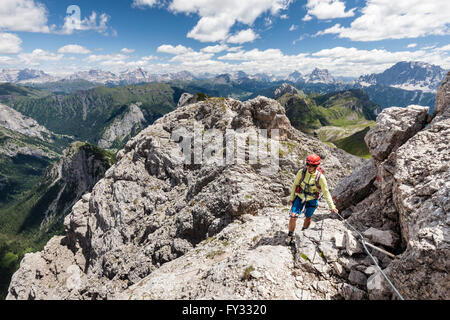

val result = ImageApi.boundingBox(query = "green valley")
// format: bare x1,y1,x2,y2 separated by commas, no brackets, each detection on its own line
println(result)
276,86,379,158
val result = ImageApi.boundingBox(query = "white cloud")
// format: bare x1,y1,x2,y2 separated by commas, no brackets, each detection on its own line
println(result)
132,0,160,8
227,29,259,44
227,46,243,52
289,24,298,32
121,48,136,54
0,56,16,64
317,0,450,41
168,0,292,42
57,44,91,54
201,44,229,53
157,44,193,55
156,44,214,63
435,44,450,52
0,0,52,33
18,49,63,66
407,43,418,48
186,13,235,43
84,53,129,63
169,51,214,63
0,32,22,54
141,55,158,61
303,0,356,21
218,48,286,61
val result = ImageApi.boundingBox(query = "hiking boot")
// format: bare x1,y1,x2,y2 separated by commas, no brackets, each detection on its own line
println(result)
286,235,296,246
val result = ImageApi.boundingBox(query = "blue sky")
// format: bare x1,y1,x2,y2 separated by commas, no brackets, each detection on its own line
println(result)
0,0,449,77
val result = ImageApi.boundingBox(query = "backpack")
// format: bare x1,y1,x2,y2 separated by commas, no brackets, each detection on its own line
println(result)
295,166,323,199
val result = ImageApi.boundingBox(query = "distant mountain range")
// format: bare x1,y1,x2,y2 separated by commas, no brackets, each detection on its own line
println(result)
1,61,447,93
357,61,447,92
0,68,199,86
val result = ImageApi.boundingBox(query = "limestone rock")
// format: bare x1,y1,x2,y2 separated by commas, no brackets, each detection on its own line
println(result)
367,272,391,300
98,103,146,149
348,269,367,286
363,227,399,249
335,73,450,300
274,83,301,99
434,70,450,118
340,283,367,300
364,105,430,162
344,230,364,256
0,102,53,141
177,93,198,108
331,159,377,211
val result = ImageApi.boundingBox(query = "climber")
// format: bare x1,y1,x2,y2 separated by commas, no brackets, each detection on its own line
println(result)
286,154,339,246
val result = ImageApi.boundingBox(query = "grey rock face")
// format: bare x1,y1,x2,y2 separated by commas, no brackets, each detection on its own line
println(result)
331,159,377,211
364,105,430,162
38,142,112,229
0,103,53,141
274,83,300,99
434,71,450,119
177,93,197,108
362,227,399,249
98,103,146,149
357,61,448,92
333,72,450,300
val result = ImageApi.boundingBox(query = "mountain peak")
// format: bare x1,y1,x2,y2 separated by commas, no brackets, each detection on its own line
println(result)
306,68,335,84
358,60,447,92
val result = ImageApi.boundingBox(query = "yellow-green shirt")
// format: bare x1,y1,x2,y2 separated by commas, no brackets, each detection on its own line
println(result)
290,168,336,211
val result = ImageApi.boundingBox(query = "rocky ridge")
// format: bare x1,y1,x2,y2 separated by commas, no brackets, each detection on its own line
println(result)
0,103,53,142
37,142,113,229
97,103,147,149
332,71,450,299
7,95,369,300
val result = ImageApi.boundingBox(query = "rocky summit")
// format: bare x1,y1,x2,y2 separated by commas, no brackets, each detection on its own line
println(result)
332,71,450,299
6,71,449,300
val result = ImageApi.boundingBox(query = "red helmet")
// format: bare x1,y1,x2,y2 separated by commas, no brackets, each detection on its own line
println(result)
306,154,321,166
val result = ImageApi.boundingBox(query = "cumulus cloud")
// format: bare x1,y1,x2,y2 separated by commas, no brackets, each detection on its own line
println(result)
0,32,22,54
157,44,193,55
132,0,160,8
58,44,91,54
201,44,229,53
83,53,129,63
18,49,63,66
303,0,356,21
218,48,286,61
0,0,53,33
227,29,259,44
121,48,136,54
168,0,292,42
316,0,450,41
0,56,16,64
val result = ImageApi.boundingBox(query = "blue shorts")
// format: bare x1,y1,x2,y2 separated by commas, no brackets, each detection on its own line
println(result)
289,196,318,219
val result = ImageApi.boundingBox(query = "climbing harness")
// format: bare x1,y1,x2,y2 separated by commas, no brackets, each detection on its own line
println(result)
295,166,323,200
334,211,405,300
